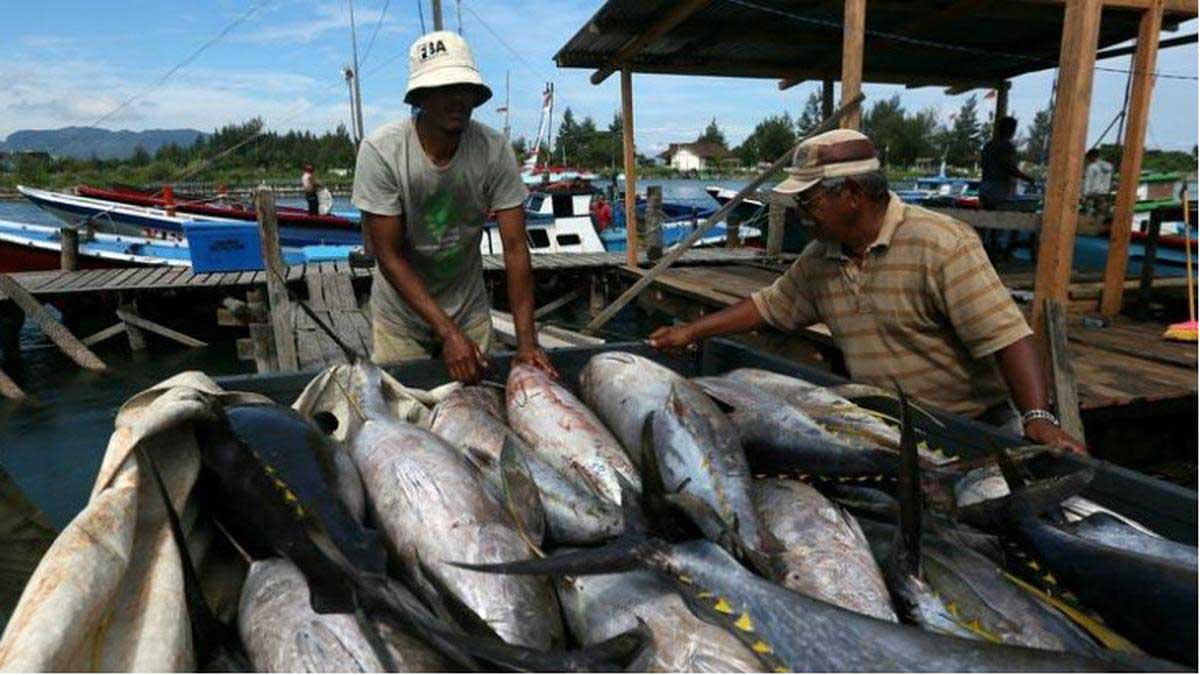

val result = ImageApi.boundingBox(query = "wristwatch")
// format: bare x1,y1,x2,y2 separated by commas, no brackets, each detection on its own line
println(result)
1020,409,1060,428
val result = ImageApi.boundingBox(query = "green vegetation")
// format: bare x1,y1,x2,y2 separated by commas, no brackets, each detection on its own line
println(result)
1,118,356,191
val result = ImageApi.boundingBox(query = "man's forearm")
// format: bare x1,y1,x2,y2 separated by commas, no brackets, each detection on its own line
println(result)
685,298,768,341
995,335,1051,413
504,244,538,351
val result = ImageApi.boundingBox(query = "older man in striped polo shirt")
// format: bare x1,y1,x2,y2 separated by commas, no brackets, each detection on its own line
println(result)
650,129,1085,454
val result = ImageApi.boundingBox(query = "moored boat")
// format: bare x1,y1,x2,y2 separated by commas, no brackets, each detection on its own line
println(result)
76,184,359,230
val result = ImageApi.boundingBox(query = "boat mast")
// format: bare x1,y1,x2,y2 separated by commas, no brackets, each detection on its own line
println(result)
346,0,365,145
431,0,444,30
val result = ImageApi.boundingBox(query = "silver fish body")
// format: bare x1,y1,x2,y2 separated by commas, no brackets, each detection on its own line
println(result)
430,386,623,545
507,364,639,504
349,364,564,650
652,383,770,554
578,351,688,458
238,558,447,672
753,479,896,621
557,569,762,672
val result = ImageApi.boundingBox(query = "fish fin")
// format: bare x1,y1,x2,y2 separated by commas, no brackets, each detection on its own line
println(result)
135,446,249,670
448,619,653,672
352,592,398,672
675,584,791,673
500,437,547,551
662,493,780,580
616,471,647,534
957,469,1097,531
890,381,923,581
448,534,655,577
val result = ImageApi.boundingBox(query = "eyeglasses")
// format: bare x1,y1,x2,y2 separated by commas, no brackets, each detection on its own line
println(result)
794,188,828,214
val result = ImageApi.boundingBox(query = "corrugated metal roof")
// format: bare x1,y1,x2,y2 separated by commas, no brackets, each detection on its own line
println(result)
555,0,1192,87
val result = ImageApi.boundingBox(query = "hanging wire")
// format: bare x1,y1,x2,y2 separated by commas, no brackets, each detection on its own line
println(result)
458,1,553,83
456,0,463,35
86,1,270,131
360,0,392,68
725,0,1198,82
416,0,427,34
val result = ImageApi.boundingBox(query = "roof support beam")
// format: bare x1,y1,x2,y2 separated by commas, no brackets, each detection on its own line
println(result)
620,68,638,267
1031,0,1103,343
1096,31,1193,58
1018,0,1194,15
589,0,710,85
841,0,866,129
1101,0,1165,317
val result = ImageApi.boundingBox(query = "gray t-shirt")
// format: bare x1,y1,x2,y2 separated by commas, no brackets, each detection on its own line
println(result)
352,117,527,339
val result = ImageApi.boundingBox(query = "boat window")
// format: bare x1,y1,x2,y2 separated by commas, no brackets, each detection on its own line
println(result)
552,194,575,217
526,195,545,212
527,228,551,249
556,233,581,246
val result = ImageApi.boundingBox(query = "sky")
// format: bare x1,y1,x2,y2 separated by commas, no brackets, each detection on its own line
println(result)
1,1,1197,160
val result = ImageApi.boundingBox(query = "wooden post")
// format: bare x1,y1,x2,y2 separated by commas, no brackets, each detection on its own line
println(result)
822,76,835,118
255,188,299,372
1100,0,1164,318
993,81,1010,137
0,274,105,371
840,0,866,130
1044,299,1086,444
621,67,638,268
766,195,786,257
645,185,663,263
583,93,864,334
726,214,741,249
59,228,78,272
1030,0,1103,343
0,366,24,400
1135,207,1164,320
118,295,147,351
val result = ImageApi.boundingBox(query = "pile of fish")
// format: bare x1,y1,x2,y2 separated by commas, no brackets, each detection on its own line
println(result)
162,349,1196,672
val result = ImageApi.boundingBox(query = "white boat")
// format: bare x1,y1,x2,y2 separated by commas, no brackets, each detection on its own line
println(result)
481,188,606,255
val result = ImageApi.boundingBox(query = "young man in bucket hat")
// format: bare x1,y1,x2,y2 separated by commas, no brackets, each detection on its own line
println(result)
650,129,1085,454
352,31,556,383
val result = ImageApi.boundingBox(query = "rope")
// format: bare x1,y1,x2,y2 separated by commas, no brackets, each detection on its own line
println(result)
360,0,393,67
459,1,553,83
416,0,426,34
726,0,1198,82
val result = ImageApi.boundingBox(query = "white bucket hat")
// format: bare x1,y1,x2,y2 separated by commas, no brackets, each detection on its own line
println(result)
404,31,492,107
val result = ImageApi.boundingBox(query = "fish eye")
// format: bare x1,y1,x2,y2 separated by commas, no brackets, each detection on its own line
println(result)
312,411,339,435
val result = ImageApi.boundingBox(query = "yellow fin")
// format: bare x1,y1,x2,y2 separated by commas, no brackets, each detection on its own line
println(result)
713,598,734,614
734,612,753,632
1003,572,1142,653
752,640,773,654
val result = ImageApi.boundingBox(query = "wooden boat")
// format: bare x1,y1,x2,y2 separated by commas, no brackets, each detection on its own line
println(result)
76,184,359,231
18,186,361,248
0,218,361,274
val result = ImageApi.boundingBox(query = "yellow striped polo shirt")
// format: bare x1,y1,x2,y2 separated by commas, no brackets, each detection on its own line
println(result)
751,192,1031,418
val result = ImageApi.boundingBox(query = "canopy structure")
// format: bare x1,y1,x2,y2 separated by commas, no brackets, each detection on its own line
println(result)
556,0,1195,89
556,0,1197,337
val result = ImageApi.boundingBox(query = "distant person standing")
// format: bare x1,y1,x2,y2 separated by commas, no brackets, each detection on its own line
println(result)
591,195,613,231
1082,148,1114,218
301,163,321,215
979,117,1036,211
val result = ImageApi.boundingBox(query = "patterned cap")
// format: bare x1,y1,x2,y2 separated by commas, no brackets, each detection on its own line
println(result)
773,129,881,195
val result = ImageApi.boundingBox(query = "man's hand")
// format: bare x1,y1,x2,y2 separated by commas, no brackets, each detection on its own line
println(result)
442,326,485,384
1024,419,1087,456
649,324,697,352
514,345,558,380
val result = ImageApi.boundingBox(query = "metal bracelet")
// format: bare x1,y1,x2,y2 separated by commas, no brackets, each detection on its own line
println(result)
1020,409,1060,428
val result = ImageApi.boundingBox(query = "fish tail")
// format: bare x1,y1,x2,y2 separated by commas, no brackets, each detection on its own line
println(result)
958,466,1096,532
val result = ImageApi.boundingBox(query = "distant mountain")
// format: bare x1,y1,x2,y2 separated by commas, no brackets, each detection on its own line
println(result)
0,127,209,161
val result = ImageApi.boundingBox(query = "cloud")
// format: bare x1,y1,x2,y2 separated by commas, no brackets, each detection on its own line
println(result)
236,1,413,45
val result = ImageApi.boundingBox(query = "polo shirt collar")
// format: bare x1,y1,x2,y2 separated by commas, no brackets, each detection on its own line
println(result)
822,191,905,261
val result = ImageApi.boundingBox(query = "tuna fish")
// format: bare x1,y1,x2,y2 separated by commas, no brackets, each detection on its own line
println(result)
507,364,639,504
752,478,896,622
722,368,955,465
578,352,688,458
238,558,448,672
651,383,772,556
694,376,903,478
430,386,623,545
557,569,762,672
347,363,565,651
456,536,1174,672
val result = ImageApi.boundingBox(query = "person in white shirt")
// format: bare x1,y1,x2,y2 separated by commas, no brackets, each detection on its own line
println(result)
301,163,321,215
1082,149,1114,218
